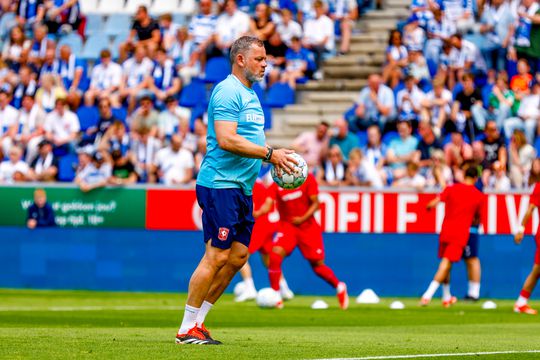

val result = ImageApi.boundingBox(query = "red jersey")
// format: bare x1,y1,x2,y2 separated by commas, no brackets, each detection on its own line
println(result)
529,183,540,241
253,179,275,226
439,182,484,246
269,173,318,224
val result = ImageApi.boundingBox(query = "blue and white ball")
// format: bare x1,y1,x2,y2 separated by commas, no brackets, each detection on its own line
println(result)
271,153,308,189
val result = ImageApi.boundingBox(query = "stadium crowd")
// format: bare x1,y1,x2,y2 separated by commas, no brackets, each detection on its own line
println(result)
0,0,538,191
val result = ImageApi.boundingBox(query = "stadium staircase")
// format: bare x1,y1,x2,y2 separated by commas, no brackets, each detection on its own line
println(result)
266,0,409,147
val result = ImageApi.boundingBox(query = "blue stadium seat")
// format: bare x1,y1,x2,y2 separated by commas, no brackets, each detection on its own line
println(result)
481,84,494,109
104,14,131,37
534,137,540,155
173,13,187,25
179,79,207,108
85,14,104,36
81,33,110,60
76,106,99,131
58,153,79,182
112,106,128,123
57,33,84,57
357,131,368,147
382,131,399,145
204,56,230,84
263,106,272,130
427,58,438,78
190,104,207,130
265,83,295,108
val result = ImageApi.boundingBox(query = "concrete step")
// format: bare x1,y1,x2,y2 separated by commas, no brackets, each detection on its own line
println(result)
385,0,410,7
284,103,351,115
299,91,358,104
323,64,382,79
324,53,385,66
361,20,399,32
265,133,297,148
297,78,368,91
349,42,387,54
363,8,409,19
350,33,387,43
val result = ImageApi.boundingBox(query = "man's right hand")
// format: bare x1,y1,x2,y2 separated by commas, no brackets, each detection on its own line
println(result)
270,148,297,175
515,232,524,245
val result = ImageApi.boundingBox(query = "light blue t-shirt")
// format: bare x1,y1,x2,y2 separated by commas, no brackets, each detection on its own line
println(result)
197,75,265,195
388,136,419,169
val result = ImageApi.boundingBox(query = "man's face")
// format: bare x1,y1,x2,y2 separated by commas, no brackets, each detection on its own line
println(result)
171,136,182,151
98,100,111,117
225,0,236,15
141,99,153,113
367,126,380,145
485,122,499,141
418,122,429,138
314,4,325,17
9,149,21,163
19,68,31,84
463,78,474,92
101,55,111,66
60,46,70,61
316,124,328,139
22,96,34,110
397,122,411,138
39,143,52,156
200,0,212,15
242,45,267,83
451,36,461,49
135,7,147,21
55,101,65,115
35,194,47,207
0,93,8,107
255,4,267,19
134,47,145,62
368,75,381,91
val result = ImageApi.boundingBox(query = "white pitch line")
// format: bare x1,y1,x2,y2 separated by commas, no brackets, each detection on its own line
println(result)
315,350,540,360
0,305,179,312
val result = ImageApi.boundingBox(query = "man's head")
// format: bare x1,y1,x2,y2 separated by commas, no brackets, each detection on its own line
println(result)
139,96,154,114
98,98,112,118
33,24,48,41
38,139,53,157
170,134,183,152
367,73,382,92
199,0,213,15
135,5,150,21
461,73,475,92
328,145,343,165
18,65,33,85
54,97,67,115
313,0,325,18
348,148,363,165
230,36,266,84
290,36,301,51
255,3,270,19
397,120,412,139
165,95,178,110
224,0,237,15
404,75,415,90
34,189,48,208
281,8,292,23
0,89,11,107
406,161,419,177
100,49,112,66
59,44,72,61
333,118,348,138
450,130,463,145
134,44,147,63
417,120,433,139
432,76,445,95
159,13,173,27
517,58,530,75
367,124,381,146
21,94,35,111
464,164,479,180
484,120,499,141
8,146,22,164
316,121,330,140
450,33,462,49
43,48,55,64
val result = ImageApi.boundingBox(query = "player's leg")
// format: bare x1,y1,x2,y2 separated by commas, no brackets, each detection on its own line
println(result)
514,264,540,315
261,234,294,300
441,272,457,307
421,257,452,305
309,259,349,310
463,231,481,301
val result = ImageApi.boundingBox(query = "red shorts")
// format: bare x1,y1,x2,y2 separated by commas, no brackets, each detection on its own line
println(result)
438,242,464,263
274,221,325,261
249,221,276,255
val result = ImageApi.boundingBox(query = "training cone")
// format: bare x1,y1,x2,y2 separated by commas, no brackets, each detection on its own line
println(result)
482,300,497,310
311,299,329,309
356,289,380,304
390,301,405,309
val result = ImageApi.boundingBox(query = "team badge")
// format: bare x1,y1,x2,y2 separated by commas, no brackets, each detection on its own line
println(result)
218,227,230,241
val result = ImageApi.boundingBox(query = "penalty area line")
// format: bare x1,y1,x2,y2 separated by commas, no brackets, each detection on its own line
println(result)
314,349,540,360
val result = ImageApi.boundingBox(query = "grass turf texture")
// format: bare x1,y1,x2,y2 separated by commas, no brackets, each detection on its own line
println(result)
0,290,539,360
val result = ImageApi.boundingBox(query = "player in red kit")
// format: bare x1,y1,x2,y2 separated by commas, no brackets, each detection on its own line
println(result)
421,166,484,307
267,173,349,309
513,181,540,315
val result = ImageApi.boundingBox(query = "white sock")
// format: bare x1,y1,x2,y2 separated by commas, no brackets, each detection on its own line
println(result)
178,305,199,335
244,277,256,292
280,277,291,292
516,296,528,307
468,281,480,299
422,281,440,300
195,301,213,325
442,284,451,301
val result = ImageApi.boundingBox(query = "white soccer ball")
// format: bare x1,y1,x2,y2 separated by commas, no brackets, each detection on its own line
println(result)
271,153,308,189
256,287,281,308
233,281,246,297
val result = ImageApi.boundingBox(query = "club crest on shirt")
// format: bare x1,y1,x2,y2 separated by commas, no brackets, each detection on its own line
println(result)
218,227,229,241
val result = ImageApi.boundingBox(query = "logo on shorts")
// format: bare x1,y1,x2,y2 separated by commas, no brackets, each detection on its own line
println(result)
218,227,230,241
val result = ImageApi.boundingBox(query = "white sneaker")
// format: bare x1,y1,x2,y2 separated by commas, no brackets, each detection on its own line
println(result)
235,287,257,302
280,287,295,301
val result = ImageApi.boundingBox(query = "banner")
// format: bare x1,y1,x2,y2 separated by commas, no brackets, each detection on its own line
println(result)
0,187,146,228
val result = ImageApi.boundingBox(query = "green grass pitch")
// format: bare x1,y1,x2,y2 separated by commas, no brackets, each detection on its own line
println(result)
1,289,540,360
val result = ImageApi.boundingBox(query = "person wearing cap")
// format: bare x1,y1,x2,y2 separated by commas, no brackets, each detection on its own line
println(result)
84,49,123,107
158,96,191,141
43,97,80,152
28,139,58,182
17,93,46,163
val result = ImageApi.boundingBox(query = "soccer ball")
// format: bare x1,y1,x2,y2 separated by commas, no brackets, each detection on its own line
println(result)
233,281,246,297
271,153,308,189
256,287,281,308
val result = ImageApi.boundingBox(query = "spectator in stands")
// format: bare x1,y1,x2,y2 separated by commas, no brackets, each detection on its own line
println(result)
414,120,443,170
403,14,425,52
353,73,395,132
188,0,218,73
0,145,28,183
108,149,138,186
328,118,359,161
504,81,540,144
489,72,516,135
302,0,334,79
397,75,425,124
327,0,358,54
85,98,120,145
425,149,453,188
28,24,52,66
318,144,348,186
444,130,472,179
169,26,199,85
528,158,540,188
55,44,85,108
450,73,485,141
120,5,161,61
17,94,46,163
119,45,154,114
276,8,302,47
26,188,56,229
98,120,130,157
392,161,426,190
443,0,475,34
346,148,383,187
281,36,314,88
448,34,487,86
12,65,37,109
152,133,194,185
43,0,82,34
159,13,179,52
130,127,160,182
510,59,533,102
265,32,288,87
28,139,58,181
158,96,191,141
130,96,159,140
424,9,455,65
84,49,122,107
421,77,452,136
215,0,250,54
2,26,29,68
38,47,56,78
382,30,408,89
509,129,536,188
75,149,112,192
386,120,419,179
292,120,329,169
407,49,431,84
0,88,19,157
250,3,275,44
475,119,507,185
508,0,540,74
362,124,388,183
43,97,80,152
16,0,45,31
486,160,511,190
35,73,66,112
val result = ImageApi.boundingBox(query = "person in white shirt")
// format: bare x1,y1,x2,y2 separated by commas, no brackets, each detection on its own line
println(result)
75,149,112,193
28,139,58,182
302,0,335,76
487,160,511,190
0,146,29,183
327,0,358,54
188,0,218,72
346,148,384,188
503,82,540,145
403,14,426,52
44,97,80,150
119,45,154,113
392,161,427,190
276,8,302,47
397,75,425,123
215,0,250,53
158,96,192,141
169,26,200,85
0,89,19,157
153,134,194,185
17,94,46,163
449,33,487,78
421,77,453,136
84,49,123,107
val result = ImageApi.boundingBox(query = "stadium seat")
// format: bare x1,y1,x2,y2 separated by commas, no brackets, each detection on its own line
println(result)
81,33,110,60
79,0,100,14
265,83,295,108
104,14,131,37
125,0,152,14
382,131,399,145
426,58,438,78
179,79,207,108
481,84,494,109
76,106,99,131
112,107,128,123
534,137,540,155
58,154,79,182
56,33,84,57
177,0,196,14
85,14,104,36
151,0,181,15
263,106,272,130
190,104,206,129
204,56,230,84
96,0,125,14
357,131,367,147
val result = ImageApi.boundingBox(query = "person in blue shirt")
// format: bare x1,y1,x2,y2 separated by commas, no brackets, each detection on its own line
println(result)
16,0,45,31
175,36,294,345
26,188,56,229
281,36,315,88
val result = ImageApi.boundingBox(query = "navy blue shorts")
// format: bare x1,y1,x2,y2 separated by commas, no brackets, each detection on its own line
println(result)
196,185,254,250
462,231,479,259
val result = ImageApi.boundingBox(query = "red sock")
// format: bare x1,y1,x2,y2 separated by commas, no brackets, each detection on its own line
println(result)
520,289,531,299
312,264,339,288
268,252,283,291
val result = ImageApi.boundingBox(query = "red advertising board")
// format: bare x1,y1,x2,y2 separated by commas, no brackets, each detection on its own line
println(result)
146,189,538,235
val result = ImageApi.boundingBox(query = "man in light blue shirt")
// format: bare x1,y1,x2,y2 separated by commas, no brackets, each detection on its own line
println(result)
386,120,419,179
176,36,294,345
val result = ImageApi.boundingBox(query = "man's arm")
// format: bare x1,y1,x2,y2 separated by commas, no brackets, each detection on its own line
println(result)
515,203,536,244
426,196,441,210
291,194,319,225
253,197,273,218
